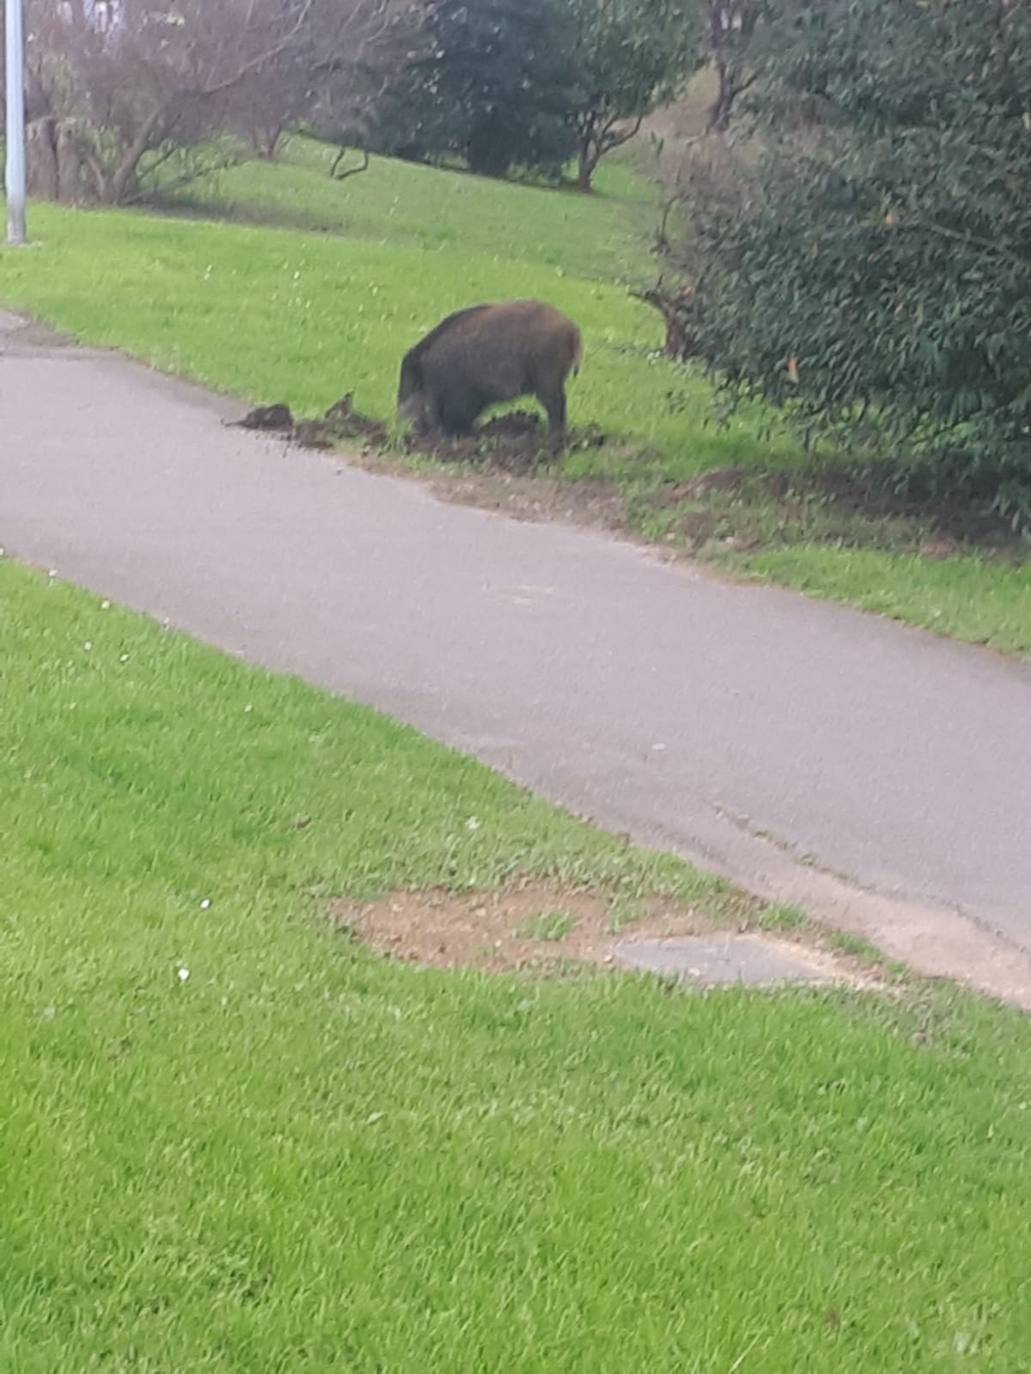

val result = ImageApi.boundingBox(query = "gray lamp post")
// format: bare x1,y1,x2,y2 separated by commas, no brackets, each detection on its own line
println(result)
5,0,27,246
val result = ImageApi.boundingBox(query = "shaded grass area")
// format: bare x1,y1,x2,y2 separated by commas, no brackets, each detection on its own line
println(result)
2,559,1031,1371
163,135,657,286
1,144,1026,654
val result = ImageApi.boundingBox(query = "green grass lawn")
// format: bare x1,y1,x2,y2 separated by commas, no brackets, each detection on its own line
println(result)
1,142,1027,656
3,558,1031,1371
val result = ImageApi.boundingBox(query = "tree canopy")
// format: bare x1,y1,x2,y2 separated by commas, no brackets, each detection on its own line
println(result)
370,0,579,179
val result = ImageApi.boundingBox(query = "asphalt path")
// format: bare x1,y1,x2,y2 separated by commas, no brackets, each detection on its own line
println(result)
3,313,1029,1004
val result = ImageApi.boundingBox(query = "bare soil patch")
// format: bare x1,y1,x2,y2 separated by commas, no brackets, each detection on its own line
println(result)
429,471,628,530
333,881,713,975
332,881,882,990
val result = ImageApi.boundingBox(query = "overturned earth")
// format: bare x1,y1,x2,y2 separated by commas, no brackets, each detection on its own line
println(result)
231,395,607,472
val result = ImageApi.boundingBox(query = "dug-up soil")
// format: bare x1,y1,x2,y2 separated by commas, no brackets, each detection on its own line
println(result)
332,882,716,976
232,396,606,474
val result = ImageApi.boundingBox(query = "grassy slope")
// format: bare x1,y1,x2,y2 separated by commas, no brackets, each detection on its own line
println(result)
1,140,1027,655
3,558,1031,1371
168,136,655,284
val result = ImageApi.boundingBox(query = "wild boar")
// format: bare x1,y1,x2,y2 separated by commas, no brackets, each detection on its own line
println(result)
397,300,582,448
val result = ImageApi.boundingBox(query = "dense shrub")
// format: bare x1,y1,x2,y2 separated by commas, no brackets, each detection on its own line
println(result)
670,0,1031,522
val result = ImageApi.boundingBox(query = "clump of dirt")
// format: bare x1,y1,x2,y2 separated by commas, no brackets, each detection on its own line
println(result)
229,395,388,449
332,882,711,975
291,394,390,449
658,466,754,503
230,403,295,432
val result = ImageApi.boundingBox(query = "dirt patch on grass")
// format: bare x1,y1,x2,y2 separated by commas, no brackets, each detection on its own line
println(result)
332,881,885,991
431,471,629,529
333,882,713,975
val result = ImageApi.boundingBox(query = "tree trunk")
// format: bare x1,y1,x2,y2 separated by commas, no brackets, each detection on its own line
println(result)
254,126,285,160
106,107,166,204
27,119,60,200
56,122,85,202
707,59,736,132
576,142,597,193
637,286,699,362
27,118,86,203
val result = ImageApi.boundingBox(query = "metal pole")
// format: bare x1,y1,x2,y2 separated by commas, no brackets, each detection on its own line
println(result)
5,0,28,246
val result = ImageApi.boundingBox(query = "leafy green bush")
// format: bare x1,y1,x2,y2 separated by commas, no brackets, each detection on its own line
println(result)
673,0,1031,523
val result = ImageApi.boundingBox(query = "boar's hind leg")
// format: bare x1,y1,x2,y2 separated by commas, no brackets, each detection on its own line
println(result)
538,384,568,451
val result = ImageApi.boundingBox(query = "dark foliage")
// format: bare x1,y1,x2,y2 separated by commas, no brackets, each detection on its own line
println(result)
675,0,1031,523
370,0,579,178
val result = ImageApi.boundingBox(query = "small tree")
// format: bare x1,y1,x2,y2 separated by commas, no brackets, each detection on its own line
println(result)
668,0,1031,523
567,0,702,191
703,0,759,131
19,0,388,204
22,0,321,204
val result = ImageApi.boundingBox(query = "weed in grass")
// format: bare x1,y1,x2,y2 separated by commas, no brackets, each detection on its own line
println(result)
756,903,810,934
826,930,890,967
521,910,579,942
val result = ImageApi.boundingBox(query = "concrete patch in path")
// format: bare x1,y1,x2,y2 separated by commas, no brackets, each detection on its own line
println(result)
614,934,850,989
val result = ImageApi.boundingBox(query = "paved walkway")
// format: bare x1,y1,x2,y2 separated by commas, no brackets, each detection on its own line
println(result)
3,314,1030,1004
